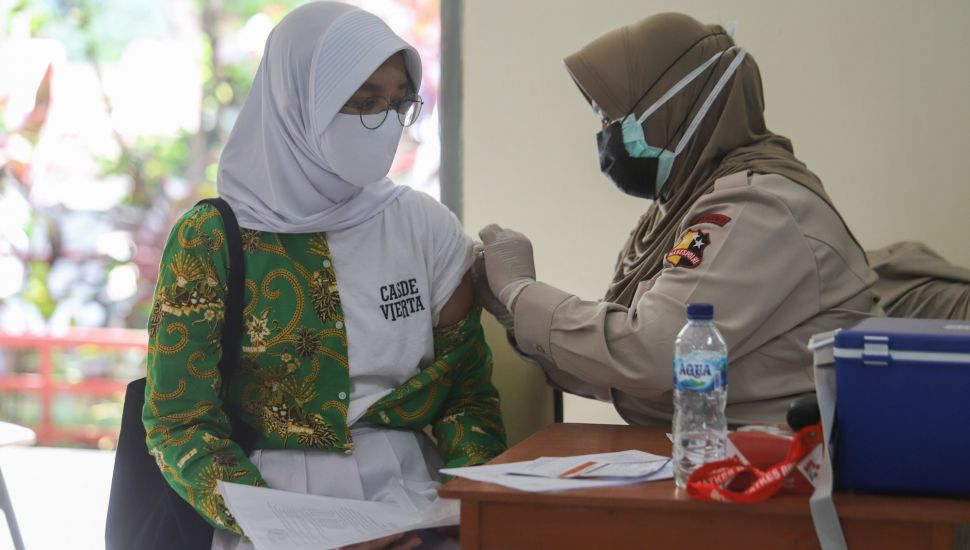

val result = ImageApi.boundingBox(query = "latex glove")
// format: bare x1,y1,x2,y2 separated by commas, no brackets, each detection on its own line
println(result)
472,243,514,330
478,224,536,312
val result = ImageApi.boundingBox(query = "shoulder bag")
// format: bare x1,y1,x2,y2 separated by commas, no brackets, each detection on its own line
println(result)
105,197,253,550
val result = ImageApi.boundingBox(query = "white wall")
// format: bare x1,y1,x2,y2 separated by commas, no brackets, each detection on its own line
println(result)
461,0,970,427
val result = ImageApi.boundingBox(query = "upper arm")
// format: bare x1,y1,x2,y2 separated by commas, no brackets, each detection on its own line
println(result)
146,206,228,418
414,191,474,325
435,270,474,327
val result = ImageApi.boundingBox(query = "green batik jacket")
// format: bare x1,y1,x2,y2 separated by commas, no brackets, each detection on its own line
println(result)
144,204,507,532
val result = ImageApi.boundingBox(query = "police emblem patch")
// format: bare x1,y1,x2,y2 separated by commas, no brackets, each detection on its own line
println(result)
691,213,731,227
666,229,710,268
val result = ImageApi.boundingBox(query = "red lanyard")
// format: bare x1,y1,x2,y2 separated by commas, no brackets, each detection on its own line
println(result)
686,423,822,504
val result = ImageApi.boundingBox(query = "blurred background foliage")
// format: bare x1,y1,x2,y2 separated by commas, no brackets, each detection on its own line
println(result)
0,0,440,333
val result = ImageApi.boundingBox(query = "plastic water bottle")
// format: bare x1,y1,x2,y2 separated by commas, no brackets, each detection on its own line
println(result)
673,303,728,488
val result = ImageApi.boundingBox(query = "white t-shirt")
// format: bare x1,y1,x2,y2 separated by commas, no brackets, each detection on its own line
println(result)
327,188,474,424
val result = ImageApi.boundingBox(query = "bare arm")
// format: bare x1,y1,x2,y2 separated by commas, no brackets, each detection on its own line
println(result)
436,270,474,327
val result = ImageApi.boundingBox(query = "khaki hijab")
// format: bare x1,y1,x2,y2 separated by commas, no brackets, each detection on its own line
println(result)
564,13,841,307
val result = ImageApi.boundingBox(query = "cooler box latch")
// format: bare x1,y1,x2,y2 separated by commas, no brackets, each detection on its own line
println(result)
861,335,890,366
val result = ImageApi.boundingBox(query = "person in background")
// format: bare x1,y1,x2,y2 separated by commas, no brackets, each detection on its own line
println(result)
144,3,506,549
475,12,882,426
866,241,970,320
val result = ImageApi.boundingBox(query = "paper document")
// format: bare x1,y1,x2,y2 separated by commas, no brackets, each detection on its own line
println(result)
441,450,673,492
507,455,670,479
218,481,458,550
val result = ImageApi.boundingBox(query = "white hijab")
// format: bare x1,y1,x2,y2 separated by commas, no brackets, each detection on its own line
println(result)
217,2,422,233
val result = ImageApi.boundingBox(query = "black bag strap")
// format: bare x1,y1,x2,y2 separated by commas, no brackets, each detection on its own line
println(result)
197,198,244,396
195,197,256,451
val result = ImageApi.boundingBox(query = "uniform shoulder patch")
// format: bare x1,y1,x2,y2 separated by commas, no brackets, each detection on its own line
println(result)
691,213,731,227
666,229,710,268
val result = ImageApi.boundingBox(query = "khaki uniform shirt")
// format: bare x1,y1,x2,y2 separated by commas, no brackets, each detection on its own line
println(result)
514,171,883,426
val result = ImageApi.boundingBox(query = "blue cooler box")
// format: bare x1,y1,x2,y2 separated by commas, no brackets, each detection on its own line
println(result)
833,317,970,496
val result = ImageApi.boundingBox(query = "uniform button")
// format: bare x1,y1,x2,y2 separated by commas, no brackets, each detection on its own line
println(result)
335,321,344,329
338,391,347,400
322,259,331,268
535,344,545,354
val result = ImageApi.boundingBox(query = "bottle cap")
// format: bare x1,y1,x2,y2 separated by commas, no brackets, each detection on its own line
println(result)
686,303,714,320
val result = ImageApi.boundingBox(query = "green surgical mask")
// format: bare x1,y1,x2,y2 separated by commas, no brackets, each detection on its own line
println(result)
617,47,747,196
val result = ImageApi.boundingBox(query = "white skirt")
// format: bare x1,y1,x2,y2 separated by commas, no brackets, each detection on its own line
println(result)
211,424,458,550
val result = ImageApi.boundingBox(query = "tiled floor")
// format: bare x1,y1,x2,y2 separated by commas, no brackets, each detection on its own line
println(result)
0,446,114,550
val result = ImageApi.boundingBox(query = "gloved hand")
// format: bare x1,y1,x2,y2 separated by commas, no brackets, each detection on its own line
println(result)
472,243,514,330
478,224,536,312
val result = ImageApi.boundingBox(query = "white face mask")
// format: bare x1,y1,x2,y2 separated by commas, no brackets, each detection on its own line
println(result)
320,113,404,187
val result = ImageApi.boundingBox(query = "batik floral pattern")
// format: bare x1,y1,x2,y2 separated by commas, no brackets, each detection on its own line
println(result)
144,204,506,534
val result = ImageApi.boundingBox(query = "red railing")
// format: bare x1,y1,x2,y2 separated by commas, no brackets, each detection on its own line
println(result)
0,328,148,447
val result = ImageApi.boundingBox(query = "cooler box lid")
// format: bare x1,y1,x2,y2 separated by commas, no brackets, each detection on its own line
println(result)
833,317,970,365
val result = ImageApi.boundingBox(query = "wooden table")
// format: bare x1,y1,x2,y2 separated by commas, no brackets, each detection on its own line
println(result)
439,423,970,549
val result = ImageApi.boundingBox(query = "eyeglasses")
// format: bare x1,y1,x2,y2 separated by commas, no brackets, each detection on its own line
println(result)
342,94,424,129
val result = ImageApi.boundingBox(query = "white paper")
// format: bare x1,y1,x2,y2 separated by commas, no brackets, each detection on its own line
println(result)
217,481,458,550
505,452,669,479
441,450,673,492
581,460,670,478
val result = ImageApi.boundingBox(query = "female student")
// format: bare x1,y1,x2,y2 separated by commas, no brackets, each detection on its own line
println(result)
144,3,506,548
